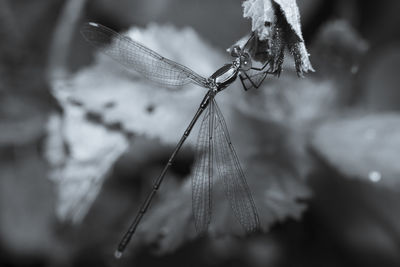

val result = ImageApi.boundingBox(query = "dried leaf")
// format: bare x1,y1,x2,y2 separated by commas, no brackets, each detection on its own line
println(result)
273,0,303,41
242,0,275,39
240,0,314,76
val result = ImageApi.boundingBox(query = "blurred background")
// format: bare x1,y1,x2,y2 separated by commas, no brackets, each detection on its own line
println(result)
1,0,400,266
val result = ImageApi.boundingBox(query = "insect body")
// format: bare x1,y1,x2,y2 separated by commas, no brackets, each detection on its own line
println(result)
81,22,270,258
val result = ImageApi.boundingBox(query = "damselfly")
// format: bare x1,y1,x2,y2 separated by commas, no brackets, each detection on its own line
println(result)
81,22,273,258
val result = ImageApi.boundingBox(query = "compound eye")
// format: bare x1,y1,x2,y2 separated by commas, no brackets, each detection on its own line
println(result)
240,53,252,71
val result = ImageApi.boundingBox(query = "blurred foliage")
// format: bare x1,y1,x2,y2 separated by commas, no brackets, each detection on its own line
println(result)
1,0,400,267
51,24,311,252
311,113,400,187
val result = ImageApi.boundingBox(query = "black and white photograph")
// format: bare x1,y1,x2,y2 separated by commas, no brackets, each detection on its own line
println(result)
1,0,400,266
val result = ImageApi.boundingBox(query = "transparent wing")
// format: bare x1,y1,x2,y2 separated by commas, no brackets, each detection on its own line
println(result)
240,70,269,90
192,105,214,233
212,100,260,233
81,22,209,88
242,31,256,52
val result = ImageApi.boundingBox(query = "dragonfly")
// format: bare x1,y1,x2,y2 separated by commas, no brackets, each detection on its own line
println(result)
81,22,273,258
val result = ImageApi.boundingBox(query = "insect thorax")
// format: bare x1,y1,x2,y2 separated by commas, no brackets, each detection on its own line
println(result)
209,64,239,92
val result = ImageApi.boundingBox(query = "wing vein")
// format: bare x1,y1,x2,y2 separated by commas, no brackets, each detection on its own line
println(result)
212,100,260,233
192,106,213,233
81,23,209,88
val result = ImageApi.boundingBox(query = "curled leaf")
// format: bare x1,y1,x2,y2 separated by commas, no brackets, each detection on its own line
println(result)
240,0,314,76
273,0,304,41
242,0,275,39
